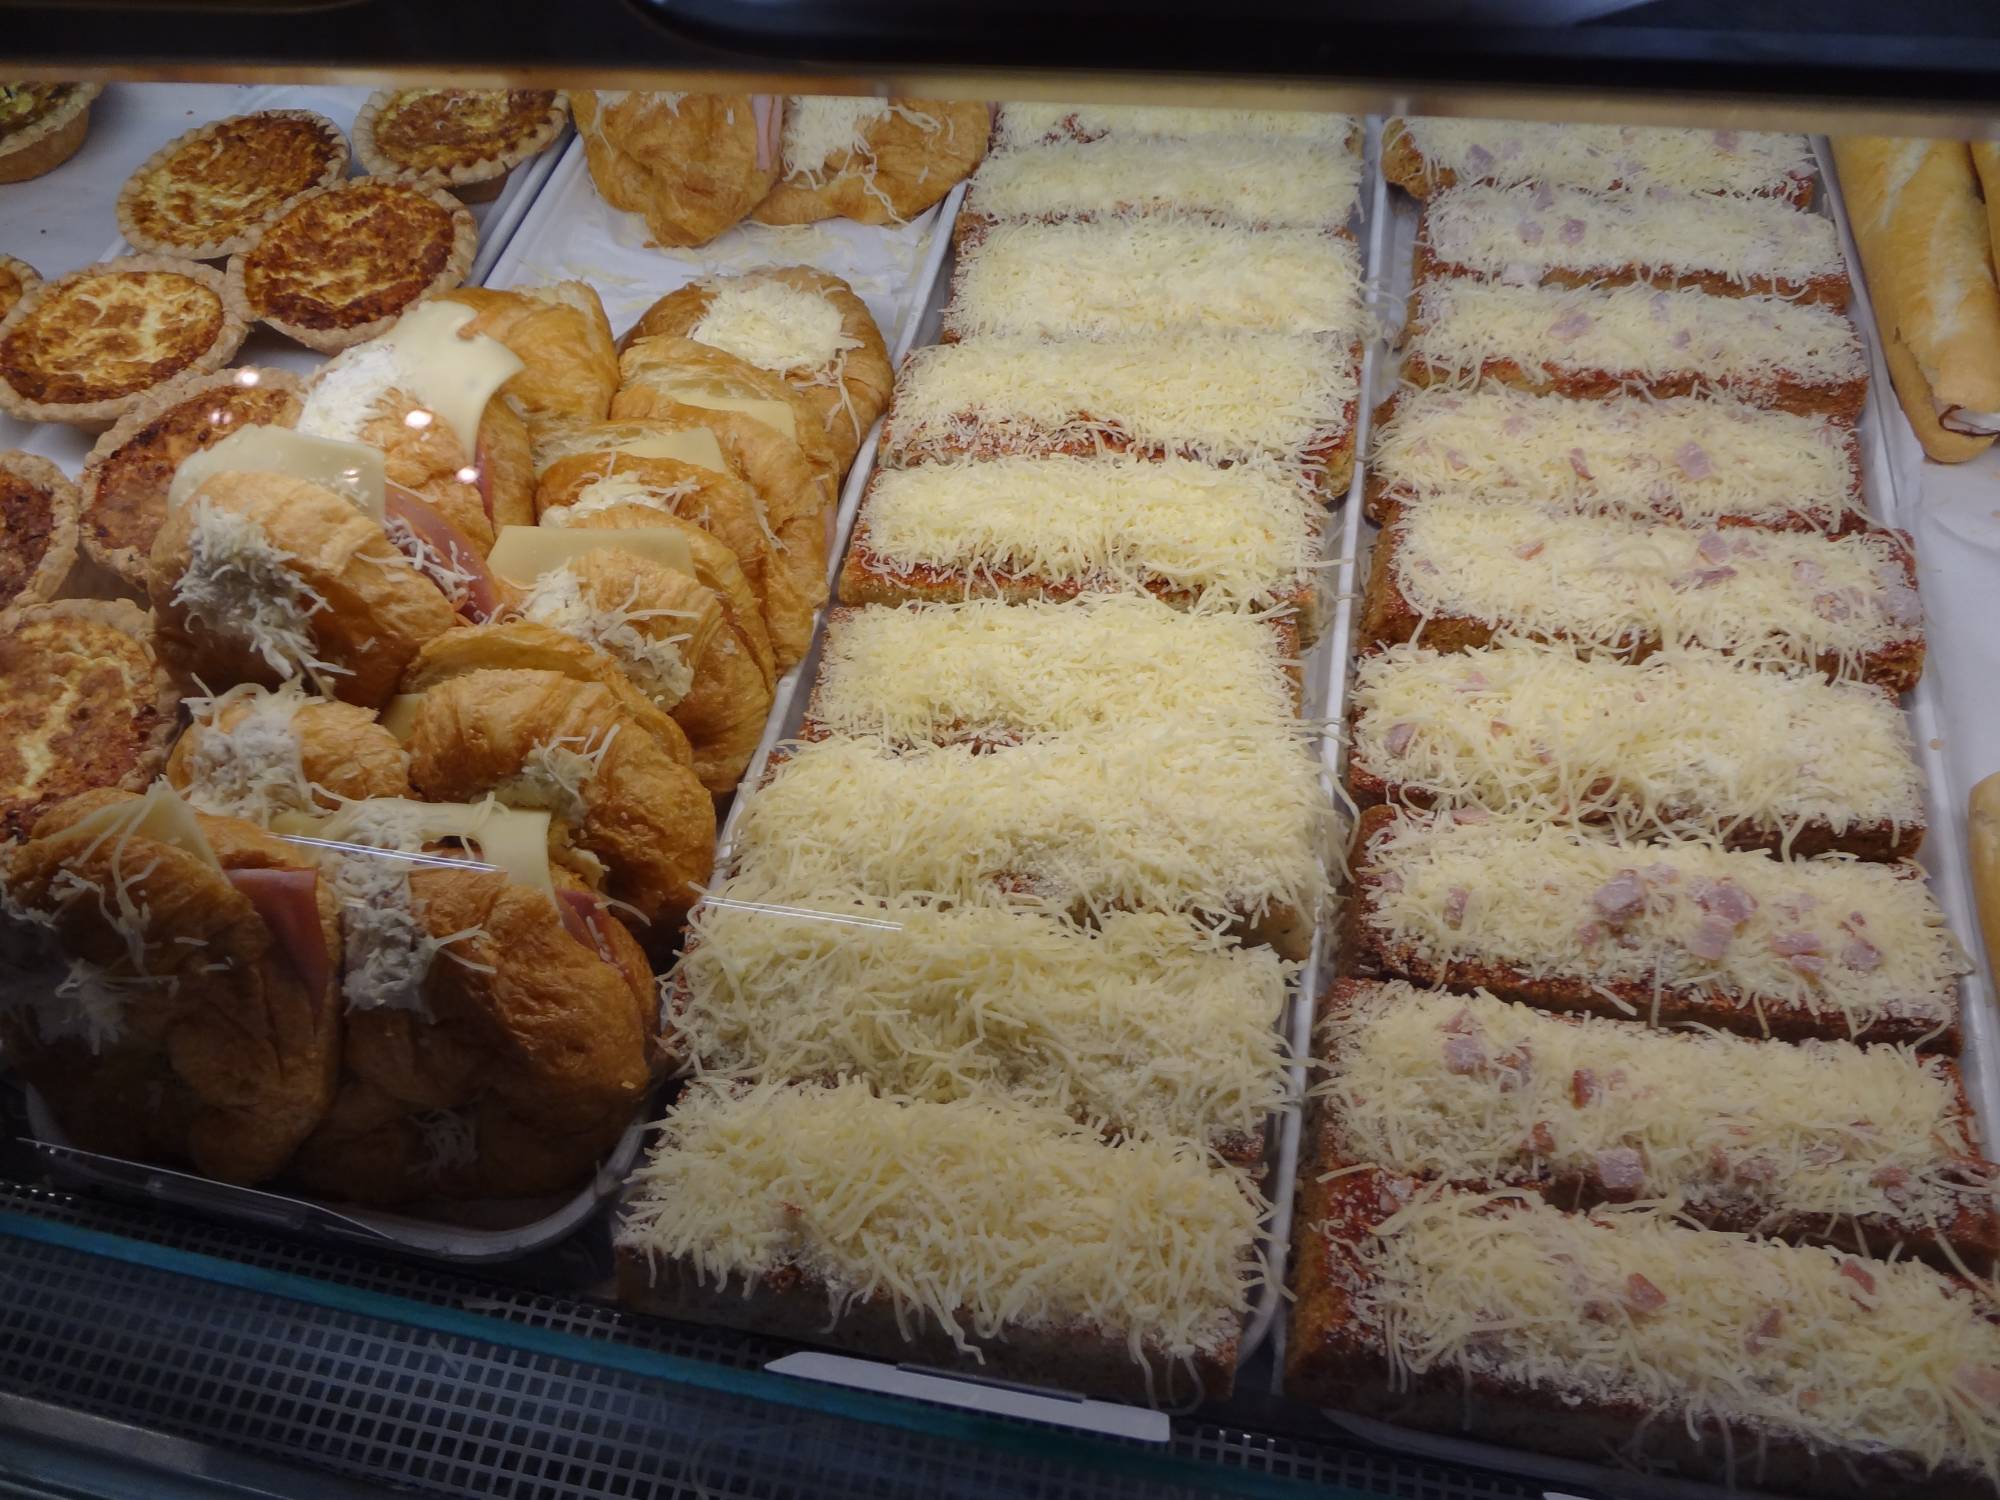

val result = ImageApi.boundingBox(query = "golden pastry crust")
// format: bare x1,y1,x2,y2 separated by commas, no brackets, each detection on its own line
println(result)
407,667,716,923
399,619,693,763
78,366,304,592
148,470,456,707
438,283,620,453
226,178,478,352
0,83,100,184
167,684,412,819
0,254,39,322
511,543,723,715
0,256,246,429
0,600,178,841
615,335,840,507
116,110,349,260
1,788,341,1184
354,88,566,201
622,266,892,470
536,443,810,670
574,91,779,249
286,860,653,1204
752,98,989,226
0,450,79,618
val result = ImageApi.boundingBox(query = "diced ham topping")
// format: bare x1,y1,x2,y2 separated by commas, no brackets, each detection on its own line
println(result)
1713,129,1740,152
1489,719,1512,738
1687,914,1735,960
1458,670,1489,692
1441,1007,1480,1036
1548,311,1593,341
1623,1273,1667,1313
1673,566,1736,590
1451,805,1491,825
1696,531,1732,564
1570,1068,1600,1107
1384,721,1416,757
1957,1365,2000,1410
1871,1164,1911,1207
1671,330,1692,350
1691,878,1757,925
1566,447,1593,480
1442,1033,1486,1075
1531,181,1555,211
1814,589,1855,622
1594,1147,1644,1193
1746,1308,1784,1354
1443,886,1469,929
1493,1044,1532,1090
1839,1259,1877,1301
1841,937,1882,972
1792,558,1824,586
1592,869,1645,922
1524,1121,1556,1155
1514,537,1546,559
1516,218,1545,246
1465,143,1496,174
1647,291,1671,322
1769,931,1821,958
1444,446,1468,471
1574,920,1605,949
1559,217,1586,245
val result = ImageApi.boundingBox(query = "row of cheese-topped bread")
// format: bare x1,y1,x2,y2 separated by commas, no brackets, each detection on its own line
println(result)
618,104,1365,1406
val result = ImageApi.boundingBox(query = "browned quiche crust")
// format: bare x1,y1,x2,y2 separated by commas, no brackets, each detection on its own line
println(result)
0,599,179,842
116,109,349,260
225,177,477,352
0,451,79,619
0,255,38,322
0,255,245,429
0,83,100,184
354,88,566,201
78,365,305,592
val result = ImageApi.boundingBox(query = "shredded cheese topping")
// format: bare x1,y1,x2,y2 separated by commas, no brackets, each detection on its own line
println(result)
495,726,618,827
1350,1190,2000,1484
734,730,1334,929
679,878,1293,1145
543,475,703,528
517,565,695,707
1395,118,1815,198
1350,640,1926,841
1369,387,1860,529
171,497,345,689
1358,809,1965,1035
781,97,934,179
1320,981,1985,1225
887,334,1357,471
1407,280,1867,394
1422,182,1844,287
967,136,1362,228
177,684,322,824
857,454,1319,608
618,1079,1266,1371
995,104,1355,149
809,598,1298,742
690,279,860,375
1390,501,1918,675
947,219,1363,339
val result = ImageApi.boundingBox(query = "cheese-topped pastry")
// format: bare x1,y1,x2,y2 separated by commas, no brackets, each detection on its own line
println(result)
1385,117,1816,201
0,255,39,322
945,218,1363,339
752,97,989,226
117,110,348,259
226,178,477,352
0,256,246,428
994,103,1355,150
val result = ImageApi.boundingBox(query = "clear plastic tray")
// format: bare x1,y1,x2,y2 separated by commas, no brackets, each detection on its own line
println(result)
1277,122,2000,1497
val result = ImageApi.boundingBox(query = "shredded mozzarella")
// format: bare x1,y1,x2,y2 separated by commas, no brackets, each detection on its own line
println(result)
967,136,1361,228
994,104,1355,150
690,279,860,375
176,684,320,824
171,497,345,688
517,564,694,708
495,726,618,826
1395,118,1815,198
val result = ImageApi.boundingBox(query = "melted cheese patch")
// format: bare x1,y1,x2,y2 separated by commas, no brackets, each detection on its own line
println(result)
734,729,1334,928
679,880,1292,1145
618,1079,1264,1364
995,103,1355,149
1350,1191,2000,1484
66,781,219,871
1396,118,1815,197
1422,182,1844,286
1350,640,1925,838
167,425,385,518
809,598,1298,741
857,454,1319,608
1360,810,1963,1034
1369,388,1860,529
967,137,1362,228
533,423,727,476
947,219,1363,339
691,278,860,375
1407,280,1867,392
1391,501,1917,673
1321,981,1980,1224
887,334,1357,468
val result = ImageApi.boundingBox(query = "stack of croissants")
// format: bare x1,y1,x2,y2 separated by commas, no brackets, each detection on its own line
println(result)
0,266,893,1208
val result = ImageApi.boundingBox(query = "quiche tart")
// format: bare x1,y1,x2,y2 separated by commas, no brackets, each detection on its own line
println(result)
354,88,567,202
116,109,349,260
79,365,304,591
0,83,100,184
0,599,179,841
226,177,477,352
0,451,79,618
0,255,38,322
0,256,246,429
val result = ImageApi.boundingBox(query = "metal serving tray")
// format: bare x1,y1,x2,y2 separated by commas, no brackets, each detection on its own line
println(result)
1278,123,2000,1500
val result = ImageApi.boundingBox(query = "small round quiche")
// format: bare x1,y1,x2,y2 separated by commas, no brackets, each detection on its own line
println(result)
226,177,478,352
117,109,350,260
0,255,38,322
79,365,304,592
354,88,566,202
0,599,180,842
0,451,80,619
0,255,246,429
0,83,101,184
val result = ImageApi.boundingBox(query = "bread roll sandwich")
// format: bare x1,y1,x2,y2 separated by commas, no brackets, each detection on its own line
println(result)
622,268,891,472
574,92,781,249
439,283,620,459
0,782,340,1184
168,682,412,825
278,797,656,1204
1833,138,2000,461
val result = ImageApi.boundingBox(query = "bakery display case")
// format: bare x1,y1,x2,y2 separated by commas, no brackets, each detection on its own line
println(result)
4,9,2000,1500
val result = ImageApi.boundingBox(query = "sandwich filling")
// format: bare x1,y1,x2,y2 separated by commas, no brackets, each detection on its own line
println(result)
176,683,320,824
1394,118,1815,198
517,564,696,707
967,135,1362,228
